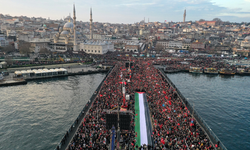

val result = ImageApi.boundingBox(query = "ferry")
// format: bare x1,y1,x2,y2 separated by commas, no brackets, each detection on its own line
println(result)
219,68,235,75
237,68,250,76
14,68,68,78
204,68,218,75
189,67,203,73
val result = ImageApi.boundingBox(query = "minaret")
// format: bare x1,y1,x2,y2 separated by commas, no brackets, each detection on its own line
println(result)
90,7,93,40
73,4,77,51
183,9,186,22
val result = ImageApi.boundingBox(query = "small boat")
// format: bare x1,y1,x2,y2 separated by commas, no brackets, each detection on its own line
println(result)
236,68,250,76
219,68,235,75
204,68,218,75
189,67,203,74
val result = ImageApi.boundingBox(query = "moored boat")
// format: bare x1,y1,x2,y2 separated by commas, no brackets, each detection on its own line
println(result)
236,68,250,76
189,67,203,73
219,68,235,75
204,68,218,75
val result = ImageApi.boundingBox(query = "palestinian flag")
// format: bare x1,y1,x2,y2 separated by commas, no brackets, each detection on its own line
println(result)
134,92,153,147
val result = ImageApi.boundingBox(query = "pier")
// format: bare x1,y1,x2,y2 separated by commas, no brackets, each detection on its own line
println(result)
57,61,226,150
0,68,109,87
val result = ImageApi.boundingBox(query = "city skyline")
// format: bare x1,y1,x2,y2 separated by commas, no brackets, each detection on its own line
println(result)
1,0,250,23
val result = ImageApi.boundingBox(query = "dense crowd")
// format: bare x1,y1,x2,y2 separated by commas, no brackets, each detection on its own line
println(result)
67,59,217,150
133,62,216,149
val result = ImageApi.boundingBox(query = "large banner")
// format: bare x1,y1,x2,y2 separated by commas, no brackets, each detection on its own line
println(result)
134,92,153,148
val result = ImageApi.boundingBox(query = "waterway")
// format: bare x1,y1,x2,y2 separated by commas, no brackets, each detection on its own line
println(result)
0,72,249,150
0,74,106,150
167,73,250,150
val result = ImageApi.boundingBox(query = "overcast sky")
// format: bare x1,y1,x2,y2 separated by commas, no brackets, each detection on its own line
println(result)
1,0,250,23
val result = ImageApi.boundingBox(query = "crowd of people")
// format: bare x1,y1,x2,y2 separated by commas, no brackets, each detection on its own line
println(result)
133,61,216,149
67,59,218,150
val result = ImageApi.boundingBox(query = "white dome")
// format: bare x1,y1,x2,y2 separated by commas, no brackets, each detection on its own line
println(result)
245,36,250,40
60,31,69,37
63,22,74,29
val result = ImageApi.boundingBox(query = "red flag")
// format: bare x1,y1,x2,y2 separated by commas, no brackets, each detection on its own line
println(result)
161,138,165,144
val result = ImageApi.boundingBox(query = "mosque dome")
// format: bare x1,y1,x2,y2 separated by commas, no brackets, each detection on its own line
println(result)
63,22,74,30
245,36,250,41
60,31,70,37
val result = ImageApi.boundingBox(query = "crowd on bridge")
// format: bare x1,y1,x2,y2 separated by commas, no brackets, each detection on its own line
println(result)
67,59,217,150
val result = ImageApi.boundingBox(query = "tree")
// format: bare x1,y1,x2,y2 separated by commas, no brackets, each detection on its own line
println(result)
155,44,164,54
19,41,31,56
5,56,13,66
213,18,222,22
40,47,50,54
2,45,14,54
213,18,223,25
199,19,205,22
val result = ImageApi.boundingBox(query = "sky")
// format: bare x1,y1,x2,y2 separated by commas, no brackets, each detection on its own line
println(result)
0,0,250,23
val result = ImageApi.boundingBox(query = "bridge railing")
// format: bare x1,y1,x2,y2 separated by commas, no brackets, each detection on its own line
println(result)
54,66,115,150
158,68,227,150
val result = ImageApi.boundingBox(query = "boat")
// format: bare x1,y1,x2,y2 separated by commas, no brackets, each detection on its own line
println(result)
204,68,218,75
189,67,203,73
219,68,235,75
236,68,250,76
164,67,181,73
164,70,180,73
14,68,68,79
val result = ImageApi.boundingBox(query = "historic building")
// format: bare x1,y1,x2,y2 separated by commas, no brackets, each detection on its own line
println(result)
79,41,114,54
50,5,85,52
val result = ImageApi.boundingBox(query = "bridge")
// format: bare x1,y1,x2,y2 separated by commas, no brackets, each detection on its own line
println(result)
55,61,226,150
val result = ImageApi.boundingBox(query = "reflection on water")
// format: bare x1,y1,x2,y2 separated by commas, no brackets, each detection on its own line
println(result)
0,74,106,150
167,73,250,150
219,75,235,79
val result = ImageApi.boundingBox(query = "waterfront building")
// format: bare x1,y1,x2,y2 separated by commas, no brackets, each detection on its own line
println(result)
30,38,50,53
79,40,114,54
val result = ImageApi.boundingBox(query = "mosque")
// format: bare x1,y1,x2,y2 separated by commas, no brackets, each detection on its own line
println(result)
49,5,114,54
50,4,86,53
